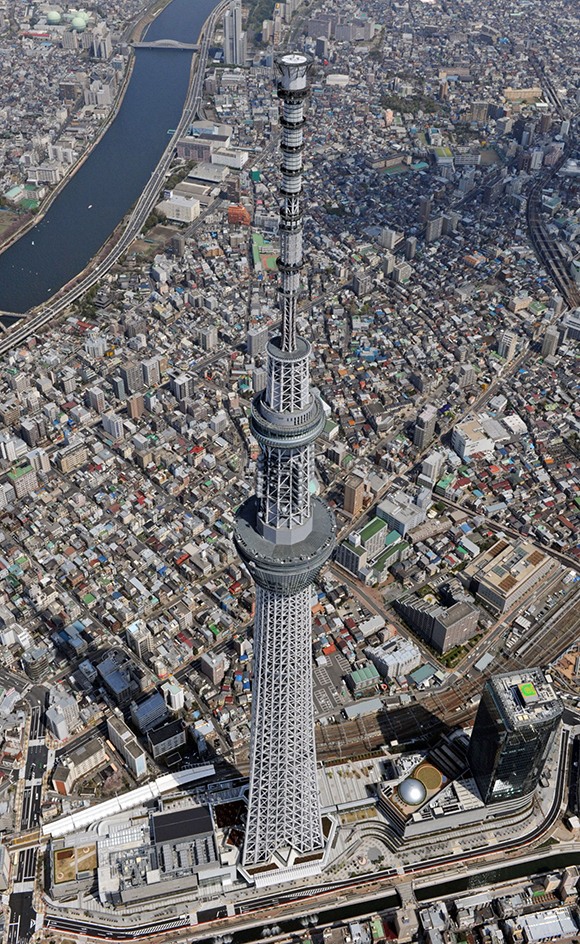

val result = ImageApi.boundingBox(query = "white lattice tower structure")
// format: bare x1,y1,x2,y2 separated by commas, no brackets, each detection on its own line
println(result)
234,53,336,876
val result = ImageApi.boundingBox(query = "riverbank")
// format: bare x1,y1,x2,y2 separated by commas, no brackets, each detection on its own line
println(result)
0,0,226,321
0,0,176,261
128,0,176,43
30,12,208,315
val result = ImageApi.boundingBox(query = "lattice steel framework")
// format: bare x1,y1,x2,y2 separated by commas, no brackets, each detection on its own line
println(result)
243,586,322,863
233,53,336,871
257,444,313,531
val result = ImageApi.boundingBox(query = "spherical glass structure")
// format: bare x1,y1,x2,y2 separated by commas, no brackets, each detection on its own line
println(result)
398,777,427,805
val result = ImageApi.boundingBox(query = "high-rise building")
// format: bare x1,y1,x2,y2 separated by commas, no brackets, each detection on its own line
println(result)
315,36,328,60
126,621,152,659
86,385,106,413
420,451,444,484
455,362,476,388
130,691,168,733
470,101,489,122
541,325,559,357
562,309,580,341
425,216,443,243
419,196,431,222
353,269,372,297
200,325,218,351
7,464,38,499
497,329,517,360
23,644,49,680
233,54,336,881
467,669,562,805
20,419,39,447
142,356,161,387
161,678,185,712
442,211,459,234
200,651,227,686
112,376,126,400
223,0,246,65
344,472,365,517
382,252,395,276
252,366,267,392
247,325,269,357
56,441,88,473
413,403,437,449
107,714,147,778
102,411,124,441
127,395,144,420
393,596,479,654
380,227,397,249
393,261,412,283
120,361,143,394
27,447,50,473
171,373,194,401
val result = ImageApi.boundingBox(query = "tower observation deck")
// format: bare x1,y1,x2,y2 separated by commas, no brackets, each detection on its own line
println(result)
233,53,336,878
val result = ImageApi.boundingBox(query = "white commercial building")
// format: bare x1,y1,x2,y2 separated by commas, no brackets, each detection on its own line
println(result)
377,490,426,537
156,193,200,223
211,147,248,169
421,451,444,483
518,908,577,943
451,418,495,459
161,679,185,711
102,411,124,441
365,637,422,679
107,714,148,779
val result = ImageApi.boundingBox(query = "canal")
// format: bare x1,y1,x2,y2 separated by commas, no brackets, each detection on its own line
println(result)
197,852,580,944
0,0,220,315
414,850,580,901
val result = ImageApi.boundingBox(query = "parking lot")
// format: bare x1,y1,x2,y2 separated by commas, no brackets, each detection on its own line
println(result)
313,651,355,718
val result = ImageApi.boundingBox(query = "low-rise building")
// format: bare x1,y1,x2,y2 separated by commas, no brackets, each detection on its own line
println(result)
365,637,423,678
53,738,106,794
394,597,480,653
347,663,380,694
462,538,558,613
147,720,186,759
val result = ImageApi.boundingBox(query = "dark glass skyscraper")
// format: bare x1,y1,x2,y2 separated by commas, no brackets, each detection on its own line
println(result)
467,668,562,805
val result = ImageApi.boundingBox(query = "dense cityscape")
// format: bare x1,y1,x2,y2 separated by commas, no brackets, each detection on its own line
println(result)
0,0,578,940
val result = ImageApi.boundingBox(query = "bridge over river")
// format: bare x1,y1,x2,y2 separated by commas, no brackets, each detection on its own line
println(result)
133,38,199,49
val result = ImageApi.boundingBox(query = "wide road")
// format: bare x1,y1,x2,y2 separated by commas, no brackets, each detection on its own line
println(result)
7,695,47,942
0,0,230,357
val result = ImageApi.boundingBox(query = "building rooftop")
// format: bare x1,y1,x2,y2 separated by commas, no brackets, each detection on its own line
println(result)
147,720,184,746
463,538,551,595
152,805,213,844
490,669,562,729
68,737,104,769
360,516,387,542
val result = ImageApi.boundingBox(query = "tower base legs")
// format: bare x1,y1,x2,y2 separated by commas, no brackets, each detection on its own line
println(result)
243,585,323,869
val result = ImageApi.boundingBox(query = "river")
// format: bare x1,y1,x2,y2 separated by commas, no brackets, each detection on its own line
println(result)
0,0,220,315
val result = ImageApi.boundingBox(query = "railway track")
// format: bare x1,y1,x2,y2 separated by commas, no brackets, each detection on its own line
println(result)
526,163,580,309
305,587,580,766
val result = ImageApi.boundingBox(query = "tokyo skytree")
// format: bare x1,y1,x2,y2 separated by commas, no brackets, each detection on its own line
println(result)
234,53,336,876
